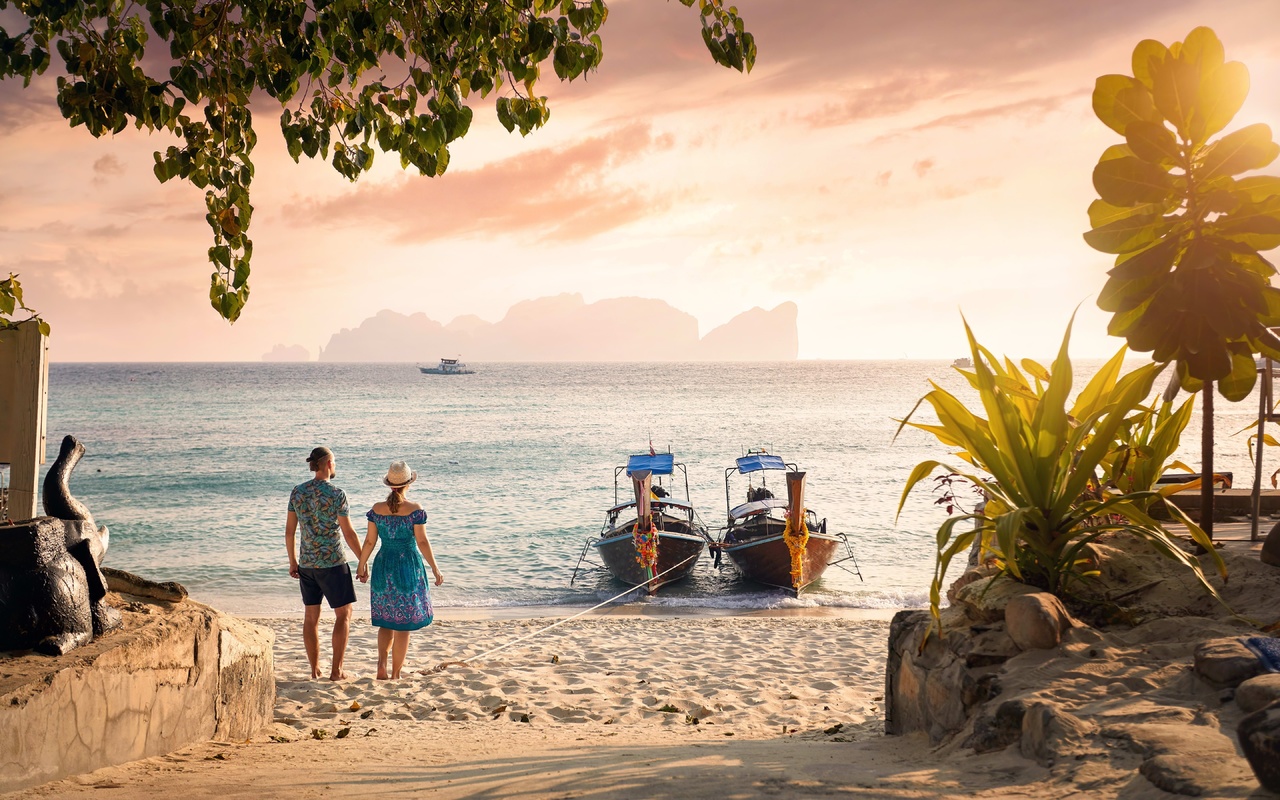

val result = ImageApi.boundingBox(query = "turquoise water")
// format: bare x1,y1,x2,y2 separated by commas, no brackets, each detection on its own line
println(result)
38,361,1263,615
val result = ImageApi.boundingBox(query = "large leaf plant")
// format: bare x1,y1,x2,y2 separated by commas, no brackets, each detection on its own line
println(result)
896,319,1225,633
1084,26,1280,537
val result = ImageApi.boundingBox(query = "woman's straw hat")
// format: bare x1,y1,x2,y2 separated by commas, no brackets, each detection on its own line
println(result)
383,460,417,488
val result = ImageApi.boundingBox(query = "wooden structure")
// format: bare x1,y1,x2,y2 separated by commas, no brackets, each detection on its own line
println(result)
0,321,49,521
1253,356,1280,541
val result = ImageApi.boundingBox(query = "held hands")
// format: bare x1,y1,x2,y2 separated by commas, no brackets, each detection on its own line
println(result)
357,562,369,584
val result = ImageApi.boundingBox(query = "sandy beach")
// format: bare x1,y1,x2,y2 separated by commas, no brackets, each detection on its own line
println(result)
8,611,1011,799
10,596,1278,799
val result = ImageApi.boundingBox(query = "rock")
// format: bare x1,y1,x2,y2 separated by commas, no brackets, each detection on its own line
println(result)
1020,701,1094,766
964,698,1027,754
960,627,1021,668
1194,638,1262,688
952,574,1036,623
102,566,188,602
1005,593,1074,651
1262,520,1280,567
0,601,273,794
1239,701,1280,793
947,566,994,605
923,659,969,734
1140,754,1252,797
884,610,929,736
1236,674,1280,713
1104,721,1251,796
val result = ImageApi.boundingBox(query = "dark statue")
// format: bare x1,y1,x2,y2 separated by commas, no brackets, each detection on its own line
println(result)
0,435,122,655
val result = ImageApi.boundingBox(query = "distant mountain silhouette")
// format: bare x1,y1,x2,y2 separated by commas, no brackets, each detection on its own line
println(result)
262,343,311,362
317,295,798,362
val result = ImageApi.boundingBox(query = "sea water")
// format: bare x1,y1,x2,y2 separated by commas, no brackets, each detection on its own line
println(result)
37,361,1264,615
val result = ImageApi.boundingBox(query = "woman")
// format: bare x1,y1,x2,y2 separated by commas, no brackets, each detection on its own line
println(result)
356,460,444,679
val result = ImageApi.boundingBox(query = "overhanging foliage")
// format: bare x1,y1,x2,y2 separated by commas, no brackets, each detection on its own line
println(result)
0,0,755,322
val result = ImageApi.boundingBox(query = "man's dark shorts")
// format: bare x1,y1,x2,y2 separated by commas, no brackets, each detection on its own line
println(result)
299,564,357,608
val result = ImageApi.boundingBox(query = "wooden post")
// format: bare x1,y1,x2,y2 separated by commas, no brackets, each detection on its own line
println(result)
0,321,49,521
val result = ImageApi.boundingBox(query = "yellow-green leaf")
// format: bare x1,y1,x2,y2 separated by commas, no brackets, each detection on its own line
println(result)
1093,156,1174,206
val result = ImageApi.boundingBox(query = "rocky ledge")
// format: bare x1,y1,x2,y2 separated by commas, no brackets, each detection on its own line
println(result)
886,533,1280,796
0,583,273,794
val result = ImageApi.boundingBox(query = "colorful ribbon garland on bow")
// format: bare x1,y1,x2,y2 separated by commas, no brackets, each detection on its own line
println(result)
633,512,659,574
782,513,810,588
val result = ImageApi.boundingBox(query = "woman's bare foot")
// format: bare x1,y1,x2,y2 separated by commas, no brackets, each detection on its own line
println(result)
329,669,348,681
376,668,389,680
310,666,322,679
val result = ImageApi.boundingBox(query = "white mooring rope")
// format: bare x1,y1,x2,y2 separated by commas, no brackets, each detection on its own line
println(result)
430,551,701,672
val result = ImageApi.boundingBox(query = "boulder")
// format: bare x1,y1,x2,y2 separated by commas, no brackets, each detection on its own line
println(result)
1193,638,1262,688
1239,701,1280,793
959,626,1021,668
1236,674,1280,714
1262,520,1280,567
1005,592,1074,651
1104,721,1250,796
964,697,1027,754
952,574,1036,623
1140,754,1253,797
0,599,273,794
1020,700,1093,766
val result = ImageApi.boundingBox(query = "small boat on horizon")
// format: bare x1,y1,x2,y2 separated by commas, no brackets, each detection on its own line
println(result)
419,357,475,375
952,357,972,368
572,452,710,595
716,451,859,597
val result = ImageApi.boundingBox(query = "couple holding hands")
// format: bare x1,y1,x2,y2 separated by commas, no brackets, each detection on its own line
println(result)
284,446,443,681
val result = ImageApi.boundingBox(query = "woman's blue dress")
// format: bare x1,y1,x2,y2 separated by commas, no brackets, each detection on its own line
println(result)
367,508,432,630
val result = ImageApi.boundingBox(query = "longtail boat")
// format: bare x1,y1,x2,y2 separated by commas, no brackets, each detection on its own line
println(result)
571,452,709,595
716,451,859,597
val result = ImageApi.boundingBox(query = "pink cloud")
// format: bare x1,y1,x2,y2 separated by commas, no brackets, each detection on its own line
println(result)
288,123,680,243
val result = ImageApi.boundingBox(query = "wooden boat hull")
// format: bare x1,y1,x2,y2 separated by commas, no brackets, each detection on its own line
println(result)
721,531,842,596
593,528,705,594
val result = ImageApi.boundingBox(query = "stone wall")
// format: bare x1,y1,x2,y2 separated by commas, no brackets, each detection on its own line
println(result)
0,600,273,794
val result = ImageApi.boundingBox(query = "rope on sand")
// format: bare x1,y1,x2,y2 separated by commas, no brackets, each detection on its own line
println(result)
429,552,701,673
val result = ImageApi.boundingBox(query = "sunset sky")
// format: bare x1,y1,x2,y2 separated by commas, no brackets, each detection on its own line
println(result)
3,0,1279,361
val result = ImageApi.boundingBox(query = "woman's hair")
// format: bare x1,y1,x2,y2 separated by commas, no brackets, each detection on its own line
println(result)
387,485,406,513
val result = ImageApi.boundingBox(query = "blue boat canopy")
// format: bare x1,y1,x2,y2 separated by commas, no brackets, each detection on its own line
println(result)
626,453,675,476
736,454,787,473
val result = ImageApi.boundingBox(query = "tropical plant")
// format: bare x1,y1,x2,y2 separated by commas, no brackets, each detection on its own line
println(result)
1084,26,1280,536
0,274,48,336
1098,395,1196,501
895,319,1225,633
0,0,754,322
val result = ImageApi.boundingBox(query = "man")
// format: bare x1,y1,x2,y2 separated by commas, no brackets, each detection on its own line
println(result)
285,446,362,680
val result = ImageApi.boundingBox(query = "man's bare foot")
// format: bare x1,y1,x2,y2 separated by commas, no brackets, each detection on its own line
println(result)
310,666,322,679
376,669,389,680
329,669,348,681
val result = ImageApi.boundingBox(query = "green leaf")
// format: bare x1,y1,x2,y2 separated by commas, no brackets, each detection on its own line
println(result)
1083,211,1164,254
1093,156,1174,206
1088,199,1161,229
1151,54,1201,139
1125,120,1181,165
1233,176,1280,203
1093,74,1157,135
1181,27,1225,72
1219,349,1257,401
1199,123,1279,180
1131,39,1170,91
1196,60,1249,140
